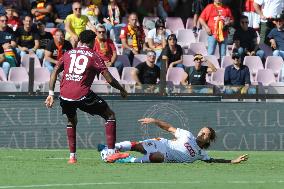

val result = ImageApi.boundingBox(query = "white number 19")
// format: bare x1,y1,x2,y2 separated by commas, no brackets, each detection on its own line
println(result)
68,54,88,75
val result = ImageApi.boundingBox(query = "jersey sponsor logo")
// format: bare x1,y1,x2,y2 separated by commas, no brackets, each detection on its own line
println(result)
65,54,88,81
184,143,196,157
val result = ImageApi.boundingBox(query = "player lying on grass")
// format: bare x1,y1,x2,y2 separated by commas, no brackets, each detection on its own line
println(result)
100,118,248,163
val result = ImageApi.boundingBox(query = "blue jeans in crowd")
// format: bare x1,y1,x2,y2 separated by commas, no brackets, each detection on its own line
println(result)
207,35,227,60
237,47,265,60
273,50,284,59
43,60,55,73
1,61,11,78
16,48,45,60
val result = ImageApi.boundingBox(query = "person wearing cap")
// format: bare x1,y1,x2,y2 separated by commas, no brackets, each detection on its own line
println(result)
267,13,284,60
131,50,160,89
224,52,256,94
147,18,170,60
233,15,265,62
181,54,217,94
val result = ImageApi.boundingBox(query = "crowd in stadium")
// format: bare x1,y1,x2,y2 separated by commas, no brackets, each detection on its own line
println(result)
0,0,284,94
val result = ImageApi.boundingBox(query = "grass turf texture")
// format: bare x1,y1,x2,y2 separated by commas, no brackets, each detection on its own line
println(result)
0,150,283,189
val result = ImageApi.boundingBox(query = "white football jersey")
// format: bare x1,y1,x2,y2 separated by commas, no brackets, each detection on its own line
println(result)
163,128,211,163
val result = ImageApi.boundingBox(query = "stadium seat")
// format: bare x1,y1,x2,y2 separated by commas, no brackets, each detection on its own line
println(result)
121,67,136,84
43,80,60,92
265,56,284,81
142,17,159,29
8,67,29,83
211,68,225,85
267,82,284,94
0,81,17,92
21,54,42,72
166,17,185,34
185,17,194,29
166,67,185,85
221,56,234,68
256,69,276,86
187,42,207,55
0,67,7,81
182,55,195,67
243,56,264,82
204,55,220,68
91,80,110,93
197,29,208,46
117,55,131,67
133,54,147,67
176,29,196,47
99,67,120,81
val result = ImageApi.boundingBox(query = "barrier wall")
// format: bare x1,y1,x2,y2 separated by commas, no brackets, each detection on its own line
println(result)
1,96,284,150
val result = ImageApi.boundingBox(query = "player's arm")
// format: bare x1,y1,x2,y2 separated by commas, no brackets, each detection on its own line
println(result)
138,118,177,135
102,70,128,98
203,154,248,164
45,59,64,108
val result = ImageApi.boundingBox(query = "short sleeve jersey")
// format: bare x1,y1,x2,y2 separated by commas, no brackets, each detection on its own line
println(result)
65,14,89,38
46,39,73,60
0,26,15,45
164,128,211,163
15,27,40,49
147,28,170,49
135,62,160,84
58,46,107,100
199,3,234,37
120,25,145,51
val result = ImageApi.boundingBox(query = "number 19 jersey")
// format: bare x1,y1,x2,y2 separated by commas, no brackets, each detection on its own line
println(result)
58,46,107,100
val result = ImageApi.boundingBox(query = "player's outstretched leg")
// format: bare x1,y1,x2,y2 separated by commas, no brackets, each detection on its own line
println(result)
66,115,78,164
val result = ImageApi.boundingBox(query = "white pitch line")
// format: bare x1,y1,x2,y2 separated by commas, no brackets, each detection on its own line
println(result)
0,181,284,188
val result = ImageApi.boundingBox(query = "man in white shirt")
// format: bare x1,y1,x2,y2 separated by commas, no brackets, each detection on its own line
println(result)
100,118,248,164
254,0,284,44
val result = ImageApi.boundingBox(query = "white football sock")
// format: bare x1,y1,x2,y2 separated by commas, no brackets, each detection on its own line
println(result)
115,141,132,151
70,153,76,158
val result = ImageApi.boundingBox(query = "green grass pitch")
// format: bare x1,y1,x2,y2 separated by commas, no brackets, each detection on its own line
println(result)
0,149,283,189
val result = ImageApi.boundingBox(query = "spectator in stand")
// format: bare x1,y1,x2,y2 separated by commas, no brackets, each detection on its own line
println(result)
93,24,123,75
253,0,284,45
267,13,284,60
120,13,146,65
147,18,170,61
224,52,256,94
102,0,125,42
31,0,55,28
65,1,97,48
15,15,43,60
81,0,103,26
131,50,160,88
159,34,183,69
242,0,260,31
36,21,53,61
0,15,17,78
199,0,234,60
5,5,21,31
181,53,217,94
54,0,73,31
192,0,213,34
0,46,10,79
43,29,72,73
135,0,159,22
0,0,5,15
233,15,265,62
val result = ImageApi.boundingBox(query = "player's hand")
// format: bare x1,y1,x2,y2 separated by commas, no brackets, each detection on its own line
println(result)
231,154,248,164
45,95,54,108
120,89,128,99
138,118,156,125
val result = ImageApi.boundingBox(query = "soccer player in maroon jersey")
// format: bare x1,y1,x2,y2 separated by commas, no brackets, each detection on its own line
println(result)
45,30,128,164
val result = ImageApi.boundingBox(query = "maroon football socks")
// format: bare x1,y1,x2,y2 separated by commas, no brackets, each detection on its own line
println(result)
66,125,76,153
105,119,116,149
